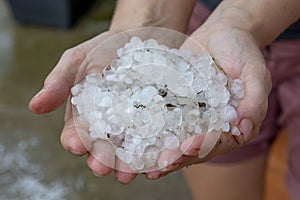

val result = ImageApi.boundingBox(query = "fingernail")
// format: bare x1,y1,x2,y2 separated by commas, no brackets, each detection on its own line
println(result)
32,88,45,99
239,118,253,141
146,173,161,180
92,171,103,177
69,147,84,155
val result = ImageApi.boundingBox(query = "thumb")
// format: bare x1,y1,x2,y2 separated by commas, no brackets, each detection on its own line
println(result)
29,32,113,114
29,48,86,114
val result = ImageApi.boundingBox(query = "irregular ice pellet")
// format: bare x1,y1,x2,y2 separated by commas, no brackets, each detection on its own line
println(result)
231,126,241,136
163,134,180,150
71,85,83,96
225,106,238,122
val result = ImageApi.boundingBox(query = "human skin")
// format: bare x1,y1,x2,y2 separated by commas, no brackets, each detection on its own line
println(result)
149,0,300,178
29,0,300,185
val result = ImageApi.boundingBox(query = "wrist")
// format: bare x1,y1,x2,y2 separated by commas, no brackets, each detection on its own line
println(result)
109,1,159,32
203,0,300,48
109,0,196,33
200,3,262,47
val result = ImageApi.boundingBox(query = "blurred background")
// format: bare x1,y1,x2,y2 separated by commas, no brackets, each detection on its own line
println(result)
0,0,289,199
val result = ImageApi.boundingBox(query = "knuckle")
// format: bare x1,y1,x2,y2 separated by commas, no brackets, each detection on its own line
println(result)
62,47,87,66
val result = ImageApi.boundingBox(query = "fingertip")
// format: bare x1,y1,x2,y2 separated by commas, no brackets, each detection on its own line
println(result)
115,170,138,184
69,134,89,155
29,79,71,114
61,134,88,156
157,148,182,170
180,135,204,156
31,88,46,101
60,125,91,156
239,118,254,141
114,158,138,184
87,154,113,176
90,140,115,168
28,88,46,114
198,131,221,159
145,170,163,180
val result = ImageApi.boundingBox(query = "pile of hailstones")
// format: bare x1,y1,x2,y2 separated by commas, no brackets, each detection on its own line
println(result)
71,36,244,171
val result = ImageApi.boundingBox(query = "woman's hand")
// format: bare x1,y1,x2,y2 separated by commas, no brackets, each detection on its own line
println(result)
30,30,142,183
143,0,300,182
29,31,124,177
145,24,272,179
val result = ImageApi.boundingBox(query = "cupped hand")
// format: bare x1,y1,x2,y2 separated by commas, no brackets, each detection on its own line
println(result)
145,25,272,179
29,31,140,183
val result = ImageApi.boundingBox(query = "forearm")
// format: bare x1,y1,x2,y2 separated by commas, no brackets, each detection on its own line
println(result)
109,0,196,33
204,0,300,47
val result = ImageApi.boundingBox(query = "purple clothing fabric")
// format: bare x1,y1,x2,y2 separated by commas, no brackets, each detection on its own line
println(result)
189,2,300,199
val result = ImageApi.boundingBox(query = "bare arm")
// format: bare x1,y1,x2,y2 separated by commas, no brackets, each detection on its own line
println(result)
204,0,300,47
110,0,197,33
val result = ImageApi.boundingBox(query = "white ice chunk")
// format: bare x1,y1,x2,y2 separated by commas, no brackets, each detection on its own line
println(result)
222,123,230,132
99,95,112,107
143,146,159,168
231,79,244,99
163,133,180,149
139,86,157,105
231,126,241,136
71,84,83,96
85,73,99,83
225,106,238,122
116,148,133,163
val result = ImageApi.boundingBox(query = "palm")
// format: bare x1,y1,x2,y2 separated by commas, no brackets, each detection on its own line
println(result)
145,27,272,177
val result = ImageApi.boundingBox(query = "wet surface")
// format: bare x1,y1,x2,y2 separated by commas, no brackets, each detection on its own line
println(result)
0,0,192,199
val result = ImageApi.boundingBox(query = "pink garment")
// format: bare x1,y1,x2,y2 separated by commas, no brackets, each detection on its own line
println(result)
189,2,300,200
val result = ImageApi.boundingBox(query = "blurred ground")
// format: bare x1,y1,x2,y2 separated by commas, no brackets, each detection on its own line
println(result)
0,1,192,199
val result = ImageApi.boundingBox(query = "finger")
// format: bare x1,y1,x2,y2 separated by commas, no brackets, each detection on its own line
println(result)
61,122,91,155
144,164,164,180
157,148,183,171
154,154,201,177
238,61,271,141
213,132,241,156
198,130,222,158
29,32,113,114
114,158,138,184
238,118,254,141
180,135,205,156
60,102,91,155
145,170,163,180
29,48,86,114
87,139,114,176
